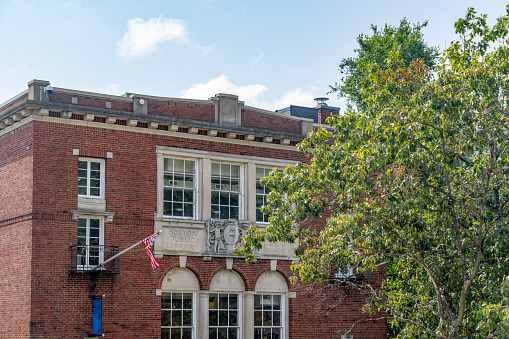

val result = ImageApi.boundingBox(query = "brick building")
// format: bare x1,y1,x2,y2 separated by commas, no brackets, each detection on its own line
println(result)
0,79,386,339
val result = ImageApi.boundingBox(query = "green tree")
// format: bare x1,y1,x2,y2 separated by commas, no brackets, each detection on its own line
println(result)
239,6,509,338
332,18,439,112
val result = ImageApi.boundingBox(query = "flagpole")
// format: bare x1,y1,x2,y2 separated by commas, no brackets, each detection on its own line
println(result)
91,230,162,271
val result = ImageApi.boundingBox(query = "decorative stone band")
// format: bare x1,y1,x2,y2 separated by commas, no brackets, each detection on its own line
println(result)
154,218,299,260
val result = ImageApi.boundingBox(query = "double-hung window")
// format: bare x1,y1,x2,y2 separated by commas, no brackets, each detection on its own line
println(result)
78,158,105,198
161,292,194,339
163,158,196,218
211,163,241,220
77,216,104,268
208,293,240,338
255,168,273,223
254,294,283,339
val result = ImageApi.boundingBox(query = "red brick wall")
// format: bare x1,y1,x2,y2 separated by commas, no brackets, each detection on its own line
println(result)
241,109,302,134
49,92,133,112
148,101,215,123
0,124,33,338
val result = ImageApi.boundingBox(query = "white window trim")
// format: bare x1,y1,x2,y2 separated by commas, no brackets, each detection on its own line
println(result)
210,162,245,220
161,157,198,220
208,292,243,339
76,215,105,269
253,293,285,339
78,157,105,199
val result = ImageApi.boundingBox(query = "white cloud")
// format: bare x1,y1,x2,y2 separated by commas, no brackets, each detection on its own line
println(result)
181,75,267,103
117,17,187,58
101,83,121,95
181,75,316,111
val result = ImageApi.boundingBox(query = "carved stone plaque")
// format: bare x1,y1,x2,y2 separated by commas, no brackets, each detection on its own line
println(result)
207,219,250,253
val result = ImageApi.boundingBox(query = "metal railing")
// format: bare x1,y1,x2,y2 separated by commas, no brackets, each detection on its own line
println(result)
69,245,120,273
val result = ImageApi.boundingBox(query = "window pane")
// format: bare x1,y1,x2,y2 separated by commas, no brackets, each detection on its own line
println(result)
161,311,171,326
230,207,238,220
90,188,100,196
211,205,219,218
172,293,182,309
219,311,228,326
183,190,193,203
263,328,272,338
90,170,100,179
220,206,229,219
212,177,221,190
78,160,87,169
90,179,100,188
219,294,229,309
183,310,193,326
182,328,192,339
228,328,237,339
221,164,230,176
273,310,281,326
212,163,220,175
164,174,173,186
263,311,272,326
78,178,88,187
273,295,281,310
173,174,184,188
272,328,281,339
182,293,192,309
254,295,261,309
171,328,181,338
173,190,183,202
211,191,219,204
218,327,227,339
209,310,218,326
90,228,99,238
230,179,239,192
161,293,171,309
90,219,100,228
256,167,265,179
254,311,262,326
164,188,172,201
161,328,170,339
230,194,239,207
90,162,101,170
174,159,185,172
229,310,238,326
254,328,262,339
229,295,238,309
263,295,272,310
220,193,229,205
209,328,218,338
164,158,173,172
221,178,231,191
164,202,172,215
209,294,218,309
231,165,240,178
172,311,182,327
78,187,87,195
78,169,87,178
184,160,194,174
184,175,194,188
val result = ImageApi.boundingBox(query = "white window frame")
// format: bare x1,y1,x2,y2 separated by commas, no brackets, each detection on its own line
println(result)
162,157,198,219
253,294,285,339
78,157,105,199
208,292,243,339
210,162,244,220
161,291,197,339
76,216,105,269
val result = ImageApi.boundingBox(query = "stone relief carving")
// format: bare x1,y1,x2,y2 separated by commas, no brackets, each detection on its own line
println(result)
206,219,251,253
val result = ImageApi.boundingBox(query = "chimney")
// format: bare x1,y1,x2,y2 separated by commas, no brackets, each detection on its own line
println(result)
314,97,339,124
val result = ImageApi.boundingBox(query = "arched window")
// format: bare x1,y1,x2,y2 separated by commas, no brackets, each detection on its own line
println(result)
254,271,288,339
209,269,245,339
161,268,200,339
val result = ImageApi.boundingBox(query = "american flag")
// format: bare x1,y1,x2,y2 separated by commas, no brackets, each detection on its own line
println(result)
142,232,160,269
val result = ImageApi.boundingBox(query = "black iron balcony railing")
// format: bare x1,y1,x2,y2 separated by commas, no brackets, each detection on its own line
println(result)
69,245,120,274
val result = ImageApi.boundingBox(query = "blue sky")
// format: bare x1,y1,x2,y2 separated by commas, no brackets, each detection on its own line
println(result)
0,0,506,111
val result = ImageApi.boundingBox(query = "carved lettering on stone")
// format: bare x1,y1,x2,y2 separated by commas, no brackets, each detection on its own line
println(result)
206,219,250,253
